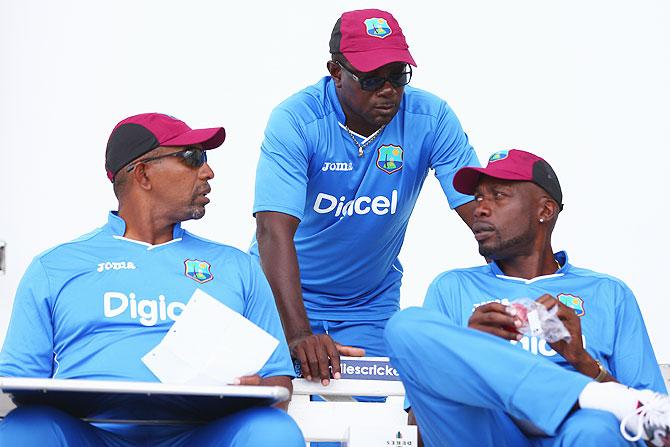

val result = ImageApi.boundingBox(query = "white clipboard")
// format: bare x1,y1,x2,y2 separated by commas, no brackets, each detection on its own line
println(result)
0,377,288,424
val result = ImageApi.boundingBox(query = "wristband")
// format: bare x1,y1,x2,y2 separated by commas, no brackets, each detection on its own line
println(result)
594,359,609,382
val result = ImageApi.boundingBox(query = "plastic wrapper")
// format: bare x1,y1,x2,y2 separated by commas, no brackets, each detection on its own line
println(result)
507,298,571,343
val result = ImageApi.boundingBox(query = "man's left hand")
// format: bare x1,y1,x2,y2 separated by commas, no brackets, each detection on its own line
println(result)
536,294,588,366
536,294,615,382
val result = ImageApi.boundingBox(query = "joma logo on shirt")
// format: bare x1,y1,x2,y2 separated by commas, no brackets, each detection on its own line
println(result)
313,190,398,217
97,261,136,272
103,292,185,327
322,161,353,172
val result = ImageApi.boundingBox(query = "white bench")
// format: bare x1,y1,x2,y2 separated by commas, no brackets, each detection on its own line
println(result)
288,364,670,445
288,376,410,445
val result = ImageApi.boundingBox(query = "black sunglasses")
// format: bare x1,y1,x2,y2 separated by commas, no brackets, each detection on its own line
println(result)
335,61,412,91
125,147,207,173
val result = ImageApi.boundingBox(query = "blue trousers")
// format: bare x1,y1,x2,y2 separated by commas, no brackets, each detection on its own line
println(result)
0,405,304,447
310,318,388,357
384,307,643,447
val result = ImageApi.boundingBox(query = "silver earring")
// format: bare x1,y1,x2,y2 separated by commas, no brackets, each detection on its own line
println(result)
539,218,544,223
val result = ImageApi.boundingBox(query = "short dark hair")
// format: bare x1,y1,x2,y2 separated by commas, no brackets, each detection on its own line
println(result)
112,168,128,200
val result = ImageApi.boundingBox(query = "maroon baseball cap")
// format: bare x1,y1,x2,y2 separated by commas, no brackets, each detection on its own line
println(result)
329,9,416,72
105,113,226,182
453,149,564,209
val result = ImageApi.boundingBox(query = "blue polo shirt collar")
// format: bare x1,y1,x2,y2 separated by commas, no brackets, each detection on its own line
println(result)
106,211,185,241
489,250,570,282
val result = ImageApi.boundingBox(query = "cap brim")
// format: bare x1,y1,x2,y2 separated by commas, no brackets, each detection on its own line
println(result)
344,48,417,72
453,167,531,195
161,127,226,150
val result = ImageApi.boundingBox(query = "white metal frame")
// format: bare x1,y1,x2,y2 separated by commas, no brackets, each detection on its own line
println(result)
288,377,408,444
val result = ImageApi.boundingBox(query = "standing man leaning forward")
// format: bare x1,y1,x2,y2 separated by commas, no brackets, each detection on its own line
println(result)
251,9,480,384
386,149,670,446
0,113,304,446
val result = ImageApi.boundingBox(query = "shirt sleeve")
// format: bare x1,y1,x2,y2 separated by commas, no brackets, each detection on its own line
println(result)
0,258,55,377
608,284,666,393
252,106,310,220
242,258,295,378
429,102,480,209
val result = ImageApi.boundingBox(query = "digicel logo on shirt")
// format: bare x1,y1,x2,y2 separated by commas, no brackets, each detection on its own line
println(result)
103,292,185,327
313,190,398,217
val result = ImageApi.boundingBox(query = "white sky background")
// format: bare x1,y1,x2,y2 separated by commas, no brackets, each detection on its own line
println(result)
1,1,669,361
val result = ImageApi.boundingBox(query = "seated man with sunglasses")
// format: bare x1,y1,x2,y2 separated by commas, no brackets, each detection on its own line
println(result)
251,9,480,386
0,113,305,446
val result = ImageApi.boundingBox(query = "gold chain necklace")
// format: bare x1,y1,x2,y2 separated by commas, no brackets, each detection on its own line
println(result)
344,125,386,157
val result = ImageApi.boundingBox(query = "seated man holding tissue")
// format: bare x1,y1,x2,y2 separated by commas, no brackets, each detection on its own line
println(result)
386,149,669,447
0,113,304,446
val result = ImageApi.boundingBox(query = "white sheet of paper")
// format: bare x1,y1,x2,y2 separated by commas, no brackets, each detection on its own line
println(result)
142,288,279,385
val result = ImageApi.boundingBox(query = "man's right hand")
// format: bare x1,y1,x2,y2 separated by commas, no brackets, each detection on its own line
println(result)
290,333,365,386
468,302,522,341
